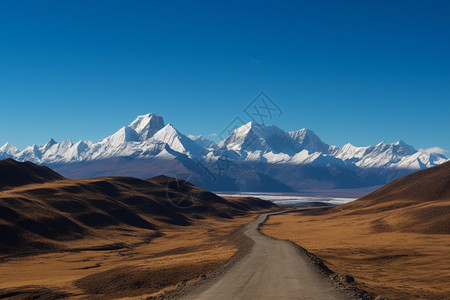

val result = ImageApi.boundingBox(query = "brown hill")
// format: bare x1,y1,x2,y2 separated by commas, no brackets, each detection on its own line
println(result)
262,161,450,299
325,160,450,234
0,158,63,190
0,159,275,255
346,160,450,206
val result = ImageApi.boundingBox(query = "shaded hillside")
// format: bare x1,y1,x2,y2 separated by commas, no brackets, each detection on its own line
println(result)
0,159,275,255
326,161,450,234
0,158,63,190
353,160,450,205
262,161,450,299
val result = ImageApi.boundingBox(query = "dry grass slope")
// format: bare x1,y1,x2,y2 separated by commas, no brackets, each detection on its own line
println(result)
0,159,275,299
262,161,450,299
0,158,63,190
0,160,274,256
335,160,450,234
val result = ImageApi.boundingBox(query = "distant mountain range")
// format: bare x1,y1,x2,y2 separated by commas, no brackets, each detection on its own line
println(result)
1,113,448,192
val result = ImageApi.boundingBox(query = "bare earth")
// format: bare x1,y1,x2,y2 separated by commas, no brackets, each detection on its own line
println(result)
182,212,348,300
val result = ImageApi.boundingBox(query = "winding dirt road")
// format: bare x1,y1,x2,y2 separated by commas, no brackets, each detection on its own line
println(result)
181,212,349,300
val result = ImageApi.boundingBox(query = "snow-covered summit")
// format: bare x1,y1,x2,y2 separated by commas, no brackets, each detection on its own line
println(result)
288,128,330,153
129,113,165,141
0,142,19,155
188,135,217,149
220,122,299,154
0,113,447,175
151,123,203,156
99,113,165,145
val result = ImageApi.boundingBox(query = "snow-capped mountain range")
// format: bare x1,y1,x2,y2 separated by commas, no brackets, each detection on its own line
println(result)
1,113,447,192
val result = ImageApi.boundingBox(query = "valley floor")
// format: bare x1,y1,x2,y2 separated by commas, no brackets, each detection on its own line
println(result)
0,213,258,299
181,211,355,300
261,211,450,299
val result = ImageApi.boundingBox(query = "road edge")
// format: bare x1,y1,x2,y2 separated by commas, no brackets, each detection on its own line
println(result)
156,212,261,299
259,211,386,300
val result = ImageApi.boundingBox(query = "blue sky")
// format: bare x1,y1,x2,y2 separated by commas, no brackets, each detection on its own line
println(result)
1,0,449,152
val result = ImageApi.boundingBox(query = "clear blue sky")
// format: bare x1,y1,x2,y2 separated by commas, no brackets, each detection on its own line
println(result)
1,0,449,152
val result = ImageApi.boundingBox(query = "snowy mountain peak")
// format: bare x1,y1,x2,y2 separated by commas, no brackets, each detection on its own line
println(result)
188,135,216,149
43,138,57,151
342,142,355,148
102,126,139,145
245,121,266,130
98,113,165,147
152,123,202,155
153,123,178,137
392,140,416,156
1,113,447,186
370,140,416,155
129,113,165,141
219,122,255,150
221,122,315,155
231,121,278,136
0,142,19,155
288,128,330,153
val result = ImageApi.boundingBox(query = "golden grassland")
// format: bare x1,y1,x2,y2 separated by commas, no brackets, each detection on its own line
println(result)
0,160,276,299
0,213,256,299
261,210,450,299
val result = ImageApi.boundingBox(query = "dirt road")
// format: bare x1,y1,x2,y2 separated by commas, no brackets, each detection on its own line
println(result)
181,212,349,300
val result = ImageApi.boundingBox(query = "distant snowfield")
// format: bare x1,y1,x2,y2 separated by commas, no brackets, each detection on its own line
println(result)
216,192,356,206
